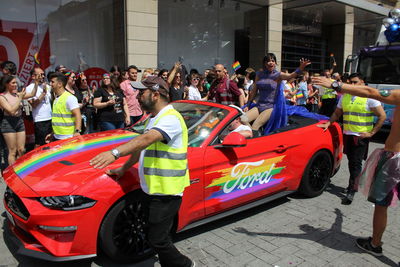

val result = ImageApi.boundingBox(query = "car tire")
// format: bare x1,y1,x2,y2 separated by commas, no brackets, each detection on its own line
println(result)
298,150,332,197
98,192,154,263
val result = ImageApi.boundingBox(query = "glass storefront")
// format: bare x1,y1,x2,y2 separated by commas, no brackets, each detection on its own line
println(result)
0,0,125,85
158,0,265,73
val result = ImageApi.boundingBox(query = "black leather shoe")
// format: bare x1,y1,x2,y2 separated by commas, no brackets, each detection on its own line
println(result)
342,191,355,205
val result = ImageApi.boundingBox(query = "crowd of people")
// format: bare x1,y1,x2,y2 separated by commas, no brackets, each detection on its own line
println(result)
0,54,363,174
1,52,399,264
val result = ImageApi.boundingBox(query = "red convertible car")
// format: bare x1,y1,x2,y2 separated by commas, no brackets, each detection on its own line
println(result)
2,101,343,262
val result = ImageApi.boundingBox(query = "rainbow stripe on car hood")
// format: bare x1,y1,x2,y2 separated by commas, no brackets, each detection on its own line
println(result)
206,156,286,202
13,132,138,179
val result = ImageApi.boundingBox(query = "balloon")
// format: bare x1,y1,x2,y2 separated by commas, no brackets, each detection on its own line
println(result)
390,8,400,19
383,17,395,28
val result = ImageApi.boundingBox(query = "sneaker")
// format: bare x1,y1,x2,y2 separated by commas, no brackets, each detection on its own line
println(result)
356,237,383,257
190,259,196,267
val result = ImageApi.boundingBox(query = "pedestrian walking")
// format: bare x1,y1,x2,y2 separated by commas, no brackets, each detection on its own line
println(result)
90,76,194,267
313,74,400,257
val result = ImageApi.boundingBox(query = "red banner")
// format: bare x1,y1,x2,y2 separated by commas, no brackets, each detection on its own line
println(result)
0,20,50,86
84,67,108,90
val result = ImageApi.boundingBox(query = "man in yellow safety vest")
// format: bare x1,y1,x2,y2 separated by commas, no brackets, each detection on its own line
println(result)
317,73,386,204
47,73,82,141
90,76,193,267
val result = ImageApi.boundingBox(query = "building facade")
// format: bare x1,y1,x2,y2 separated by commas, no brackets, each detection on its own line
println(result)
0,0,397,83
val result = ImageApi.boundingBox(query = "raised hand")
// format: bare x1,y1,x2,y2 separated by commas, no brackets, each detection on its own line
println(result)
17,87,26,99
299,58,311,70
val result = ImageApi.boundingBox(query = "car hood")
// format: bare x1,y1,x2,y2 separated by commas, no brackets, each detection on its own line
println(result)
9,129,139,196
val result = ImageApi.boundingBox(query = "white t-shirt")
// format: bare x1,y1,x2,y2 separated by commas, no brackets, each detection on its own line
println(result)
337,95,381,136
26,83,52,122
188,85,202,101
53,94,79,140
232,124,252,133
138,105,184,196
244,80,253,91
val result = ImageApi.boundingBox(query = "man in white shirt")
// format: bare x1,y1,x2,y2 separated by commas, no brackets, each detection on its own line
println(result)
228,114,253,138
318,73,385,204
46,73,81,141
26,67,53,146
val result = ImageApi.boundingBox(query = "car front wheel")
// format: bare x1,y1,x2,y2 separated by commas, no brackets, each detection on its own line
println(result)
98,192,154,263
298,150,332,197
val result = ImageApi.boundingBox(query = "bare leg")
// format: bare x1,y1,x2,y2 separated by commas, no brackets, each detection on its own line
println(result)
245,107,259,123
16,131,26,159
251,108,273,131
2,133,17,165
372,205,387,247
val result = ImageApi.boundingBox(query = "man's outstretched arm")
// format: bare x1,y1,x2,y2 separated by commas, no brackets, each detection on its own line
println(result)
90,129,164,169
312,77,400,105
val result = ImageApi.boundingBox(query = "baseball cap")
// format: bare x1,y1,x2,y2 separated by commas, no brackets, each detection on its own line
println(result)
131,75,169,96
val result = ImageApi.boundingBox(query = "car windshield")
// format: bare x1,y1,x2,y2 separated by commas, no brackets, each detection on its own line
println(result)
358,53,400,84
128,102,229,147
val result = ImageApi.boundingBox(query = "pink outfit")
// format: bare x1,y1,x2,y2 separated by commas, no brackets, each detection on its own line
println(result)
120,80,142,116
1,93,22,116
356,148,400,207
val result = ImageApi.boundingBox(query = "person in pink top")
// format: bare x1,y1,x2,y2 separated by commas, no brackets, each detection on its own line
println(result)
0,75,38,165
119,65,143,125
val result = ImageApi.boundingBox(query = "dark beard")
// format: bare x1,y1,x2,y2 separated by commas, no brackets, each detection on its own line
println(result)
139,94,156,112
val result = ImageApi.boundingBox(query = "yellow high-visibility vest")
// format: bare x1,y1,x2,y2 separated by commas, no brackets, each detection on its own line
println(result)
342,94,374,133
52,91,75,136
143,108,190,195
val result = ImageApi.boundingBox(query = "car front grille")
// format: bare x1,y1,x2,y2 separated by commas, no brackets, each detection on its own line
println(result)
4,187,30,220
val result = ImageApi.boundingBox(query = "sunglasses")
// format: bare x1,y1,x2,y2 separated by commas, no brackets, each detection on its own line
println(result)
192,78,200,81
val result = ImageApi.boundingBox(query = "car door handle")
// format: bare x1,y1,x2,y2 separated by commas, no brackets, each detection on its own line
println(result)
190,178,200,184
274,145,288,153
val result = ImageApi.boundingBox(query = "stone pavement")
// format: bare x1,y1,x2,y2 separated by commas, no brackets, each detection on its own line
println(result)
1,137,399,267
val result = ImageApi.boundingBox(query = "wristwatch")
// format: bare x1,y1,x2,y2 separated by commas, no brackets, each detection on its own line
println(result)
331,81,342,92
111,149,121,160
75,129,81,133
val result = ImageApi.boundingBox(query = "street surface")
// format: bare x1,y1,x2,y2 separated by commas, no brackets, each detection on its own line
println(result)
1,132,399,267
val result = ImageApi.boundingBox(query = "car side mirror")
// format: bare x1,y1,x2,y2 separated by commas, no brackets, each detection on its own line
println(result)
216,132,247,148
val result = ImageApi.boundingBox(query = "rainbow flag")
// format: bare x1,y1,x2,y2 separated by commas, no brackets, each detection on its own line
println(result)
34,52,40,65
232,61,241,71
296,91,304,98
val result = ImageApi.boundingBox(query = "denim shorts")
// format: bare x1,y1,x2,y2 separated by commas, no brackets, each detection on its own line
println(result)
1,116,25,133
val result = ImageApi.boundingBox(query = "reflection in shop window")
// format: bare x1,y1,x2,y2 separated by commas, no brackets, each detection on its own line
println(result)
0,0,125,86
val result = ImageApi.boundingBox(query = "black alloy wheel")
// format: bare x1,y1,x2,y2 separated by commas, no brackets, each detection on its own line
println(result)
98,193,154,262
299,150,333,197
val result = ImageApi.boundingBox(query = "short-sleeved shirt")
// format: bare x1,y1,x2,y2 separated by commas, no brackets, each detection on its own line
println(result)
337,95,381,136
26,83,52,122
94,87,125,122
169,85,185,101
188,85,202,100
53,94,79,140
232,124,252,133
209,77,242,105
138,105,184,196
120,80,142,116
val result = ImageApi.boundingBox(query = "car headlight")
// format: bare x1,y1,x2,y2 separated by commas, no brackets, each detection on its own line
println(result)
38,195,96,211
